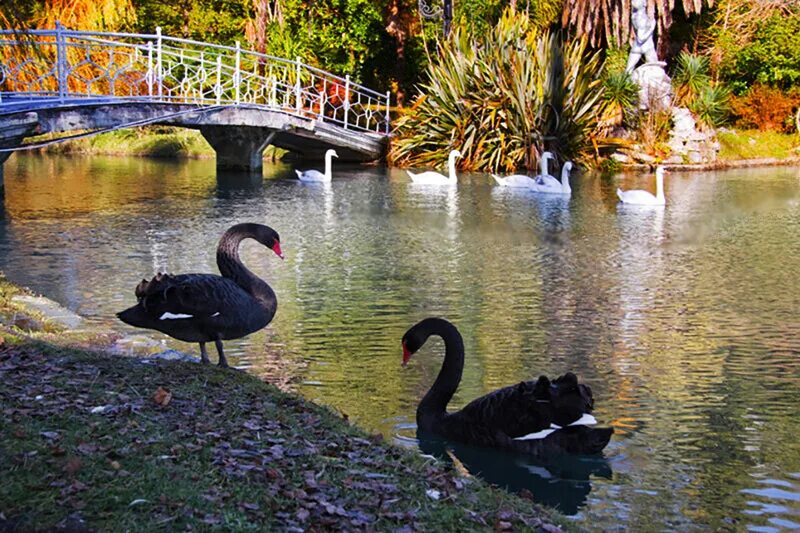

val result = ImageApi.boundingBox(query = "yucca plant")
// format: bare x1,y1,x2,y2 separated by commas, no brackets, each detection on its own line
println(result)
672,52,711,106
599,71,639,131
389,9,609,173
690,84,731,129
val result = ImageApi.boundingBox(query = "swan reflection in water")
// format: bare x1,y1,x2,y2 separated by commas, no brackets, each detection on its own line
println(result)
416,431,612,515
408,181,459,222
297,179,334,227
490,187,572,231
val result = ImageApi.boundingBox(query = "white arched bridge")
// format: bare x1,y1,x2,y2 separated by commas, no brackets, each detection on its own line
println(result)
0,25,391,180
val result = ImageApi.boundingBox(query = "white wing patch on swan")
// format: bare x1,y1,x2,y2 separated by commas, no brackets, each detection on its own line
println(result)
211,312,220,317
568,413,597,426
512,414,597,441
159,312,194,320
514,428,556,441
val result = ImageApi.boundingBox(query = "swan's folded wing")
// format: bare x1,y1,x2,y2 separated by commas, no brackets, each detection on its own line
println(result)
136,273,240,318
455,377,555,438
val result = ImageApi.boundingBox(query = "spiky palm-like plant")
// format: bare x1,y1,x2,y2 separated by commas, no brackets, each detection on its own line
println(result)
600,71,639,131
673,52,711,106
390,9,608,173
690,84,731,129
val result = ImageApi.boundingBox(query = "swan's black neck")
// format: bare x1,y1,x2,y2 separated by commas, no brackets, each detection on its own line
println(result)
416,318,464,428
216,224,277,317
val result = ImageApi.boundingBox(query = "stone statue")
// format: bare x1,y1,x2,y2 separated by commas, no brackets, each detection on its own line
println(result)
626,0,659,73
618,1,720,164
625,0,672,111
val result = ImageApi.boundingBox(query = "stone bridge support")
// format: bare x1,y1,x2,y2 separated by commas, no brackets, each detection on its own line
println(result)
0,112,39,190
200,126,278,173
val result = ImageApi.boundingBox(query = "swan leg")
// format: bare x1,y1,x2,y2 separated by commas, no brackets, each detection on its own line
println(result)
214,338,229,368
199,342,210,365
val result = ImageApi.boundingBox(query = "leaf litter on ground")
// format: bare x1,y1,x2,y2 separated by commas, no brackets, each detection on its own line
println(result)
0,333,566,532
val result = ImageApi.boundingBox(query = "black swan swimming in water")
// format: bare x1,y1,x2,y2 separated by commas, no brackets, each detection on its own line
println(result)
117,223,283,367
402,318,613,457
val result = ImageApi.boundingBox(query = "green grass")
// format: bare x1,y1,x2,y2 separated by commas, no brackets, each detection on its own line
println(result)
33,126,216,159
0,276,566,532
32,126,288,161
717,130,800,161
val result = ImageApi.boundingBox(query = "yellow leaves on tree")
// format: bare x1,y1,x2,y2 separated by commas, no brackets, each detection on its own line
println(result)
36,0,136,32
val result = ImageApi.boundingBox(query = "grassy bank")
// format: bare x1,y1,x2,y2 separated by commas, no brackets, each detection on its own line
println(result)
32,126,290,161
0,277,564,532
717,130,800,161
33,127,216,159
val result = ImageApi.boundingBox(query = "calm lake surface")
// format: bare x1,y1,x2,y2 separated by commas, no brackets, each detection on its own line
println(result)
2,154,800,530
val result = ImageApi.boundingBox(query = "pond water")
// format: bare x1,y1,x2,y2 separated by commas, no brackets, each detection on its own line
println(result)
2,153,800,530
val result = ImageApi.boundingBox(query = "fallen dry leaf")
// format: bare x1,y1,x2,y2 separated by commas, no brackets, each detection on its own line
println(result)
64,457,82,476
152,387,172,407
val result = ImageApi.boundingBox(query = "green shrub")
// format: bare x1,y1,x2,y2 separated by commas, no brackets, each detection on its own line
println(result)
726,12,800,93
603,45,629,77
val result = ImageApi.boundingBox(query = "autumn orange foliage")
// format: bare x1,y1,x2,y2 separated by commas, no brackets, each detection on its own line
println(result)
0,0,137,95
730,84,800,133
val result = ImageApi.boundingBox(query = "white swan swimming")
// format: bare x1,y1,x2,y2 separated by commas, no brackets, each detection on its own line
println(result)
492,151,554,188
295,149,338,182
530,161,573,195
407,149,461,185
617,166,666,206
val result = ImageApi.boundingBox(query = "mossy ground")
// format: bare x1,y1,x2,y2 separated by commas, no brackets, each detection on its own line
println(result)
717,130,800,161
26,126,285,161
0,275,565,532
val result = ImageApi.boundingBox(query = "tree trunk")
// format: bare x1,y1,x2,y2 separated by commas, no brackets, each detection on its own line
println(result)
384,0,411,106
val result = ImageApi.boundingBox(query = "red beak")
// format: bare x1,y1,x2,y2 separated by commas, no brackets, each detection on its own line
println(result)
402,342,412,366
273,241,284,259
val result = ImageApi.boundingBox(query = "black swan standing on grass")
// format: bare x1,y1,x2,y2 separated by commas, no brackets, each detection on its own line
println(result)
117,223,283,368
402,318,613,457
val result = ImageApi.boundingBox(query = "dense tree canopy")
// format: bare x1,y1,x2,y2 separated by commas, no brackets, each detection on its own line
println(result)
1,0,798,101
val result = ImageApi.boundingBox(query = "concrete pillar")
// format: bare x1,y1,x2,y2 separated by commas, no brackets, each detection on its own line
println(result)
0,151,13,192
200,126,277,173
0,112,39,191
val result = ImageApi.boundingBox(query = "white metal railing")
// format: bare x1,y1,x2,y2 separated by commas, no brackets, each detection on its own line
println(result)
0,24,391,135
